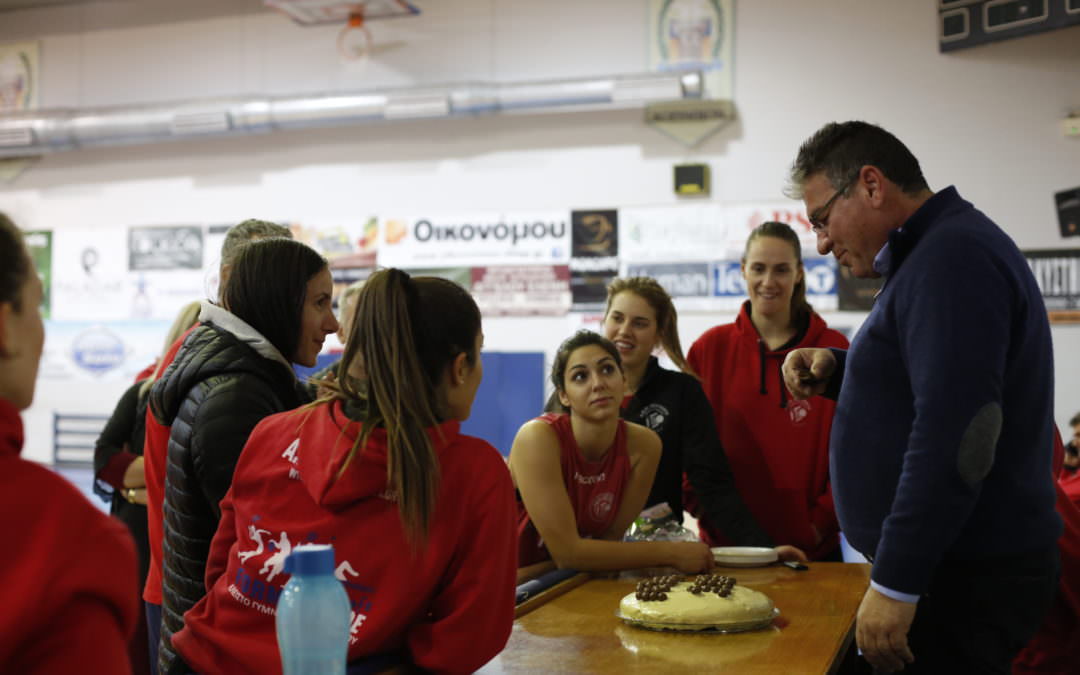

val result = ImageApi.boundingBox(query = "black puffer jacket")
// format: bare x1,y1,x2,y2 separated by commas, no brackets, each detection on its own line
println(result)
150,319,307,674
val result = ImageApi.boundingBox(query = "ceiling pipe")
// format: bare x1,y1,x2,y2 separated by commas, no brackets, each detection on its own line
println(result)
0,70,702,158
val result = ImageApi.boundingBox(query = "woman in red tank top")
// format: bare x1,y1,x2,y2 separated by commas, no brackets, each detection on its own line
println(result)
510,331,715,582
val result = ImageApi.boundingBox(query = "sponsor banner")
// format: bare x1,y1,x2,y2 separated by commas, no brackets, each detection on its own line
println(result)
570,263,618,311
625,262,710,298
804,257,838,311
621,202,814,263
377,212,569,268
712,260,746,298
54,227,208,321
724,202,817,258
132,271,213,322
38,320,166,382
709,257,837,312
52,227,131,320
129,225,204,271
23,230,51,318
291,217,378,269
571,209,618,258
620,204,726,262
471,265,571,316
1024,249,1080,320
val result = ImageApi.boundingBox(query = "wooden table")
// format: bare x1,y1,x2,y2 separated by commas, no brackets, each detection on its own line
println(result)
480,562,870,674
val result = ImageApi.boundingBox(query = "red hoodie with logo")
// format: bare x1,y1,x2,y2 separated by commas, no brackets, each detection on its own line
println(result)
142,323,197,606
172,400,517,675
0,397,139,674
686,302,848,559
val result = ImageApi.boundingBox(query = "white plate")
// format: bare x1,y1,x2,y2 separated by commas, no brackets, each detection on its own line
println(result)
711,546,778,567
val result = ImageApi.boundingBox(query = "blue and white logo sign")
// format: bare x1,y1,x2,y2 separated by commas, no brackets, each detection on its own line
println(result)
711,261,747,297
71,325,125,376
804,257,837,297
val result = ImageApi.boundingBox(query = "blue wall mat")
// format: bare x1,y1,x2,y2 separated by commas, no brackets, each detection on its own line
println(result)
461,352,544,456
296,351,544,457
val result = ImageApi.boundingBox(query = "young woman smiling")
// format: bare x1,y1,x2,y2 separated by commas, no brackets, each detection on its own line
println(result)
511,330,715,581
687,222,849,560
603,277,805,562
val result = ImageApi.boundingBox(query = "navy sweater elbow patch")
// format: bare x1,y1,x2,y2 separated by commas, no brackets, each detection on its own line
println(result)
956,402,1002,486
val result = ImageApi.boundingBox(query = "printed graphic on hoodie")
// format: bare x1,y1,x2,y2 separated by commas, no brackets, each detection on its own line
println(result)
788,399,811,425
230,520,376,645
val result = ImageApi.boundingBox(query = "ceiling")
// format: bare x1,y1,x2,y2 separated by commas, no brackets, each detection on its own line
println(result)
0,0,96,9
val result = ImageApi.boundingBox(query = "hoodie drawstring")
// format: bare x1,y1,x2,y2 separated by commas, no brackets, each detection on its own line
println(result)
757,341,767,395
779,365,788,409
757,339,787,408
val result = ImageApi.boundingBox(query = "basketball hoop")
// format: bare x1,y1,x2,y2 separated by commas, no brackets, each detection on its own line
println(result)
337,9,373,61
265,0,419,60
264,0,419,26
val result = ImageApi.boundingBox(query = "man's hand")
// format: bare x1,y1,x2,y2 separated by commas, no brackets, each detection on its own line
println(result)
782,348,836,400
856,586,916,672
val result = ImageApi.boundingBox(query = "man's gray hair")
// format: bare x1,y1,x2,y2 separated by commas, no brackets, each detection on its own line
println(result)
221,219,292,267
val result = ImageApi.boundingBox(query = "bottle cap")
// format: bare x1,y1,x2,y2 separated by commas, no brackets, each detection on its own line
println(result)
284,544,337,576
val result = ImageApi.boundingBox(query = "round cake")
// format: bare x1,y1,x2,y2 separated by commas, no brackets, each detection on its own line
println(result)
618,574,775,630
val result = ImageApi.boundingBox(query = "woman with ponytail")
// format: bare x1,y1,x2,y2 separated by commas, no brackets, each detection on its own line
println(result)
171,269,517,675
601,277,804,562
687,222,848,560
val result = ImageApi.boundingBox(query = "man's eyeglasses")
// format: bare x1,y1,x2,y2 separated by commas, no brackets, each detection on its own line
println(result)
809,177,854,235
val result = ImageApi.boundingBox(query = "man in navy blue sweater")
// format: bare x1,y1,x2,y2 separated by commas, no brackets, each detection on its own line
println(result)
781,121,1061,673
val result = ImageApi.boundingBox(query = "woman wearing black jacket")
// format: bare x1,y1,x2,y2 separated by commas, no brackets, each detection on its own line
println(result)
150,238,338,674
600,277,806,561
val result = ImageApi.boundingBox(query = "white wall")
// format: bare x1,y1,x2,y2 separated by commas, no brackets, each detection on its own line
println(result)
1,0,1079,462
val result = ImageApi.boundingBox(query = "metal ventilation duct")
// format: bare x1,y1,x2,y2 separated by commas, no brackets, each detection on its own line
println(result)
0,70,702,158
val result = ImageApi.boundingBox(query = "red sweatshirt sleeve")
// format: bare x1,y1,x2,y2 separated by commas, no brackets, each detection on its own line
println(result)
407,446,517,673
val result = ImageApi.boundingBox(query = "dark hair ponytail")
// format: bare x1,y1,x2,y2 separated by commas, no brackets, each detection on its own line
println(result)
340,268,481,545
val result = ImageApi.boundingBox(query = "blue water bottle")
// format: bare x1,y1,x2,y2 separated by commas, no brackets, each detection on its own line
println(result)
276,544,351,674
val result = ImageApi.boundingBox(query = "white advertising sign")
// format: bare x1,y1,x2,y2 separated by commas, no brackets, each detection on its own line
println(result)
376,212,570,268
723,202,818,258
620,204,727,262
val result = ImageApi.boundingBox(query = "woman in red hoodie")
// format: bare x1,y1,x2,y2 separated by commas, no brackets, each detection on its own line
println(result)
686,221,849,560
171,268,517,675
0,212,138,673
